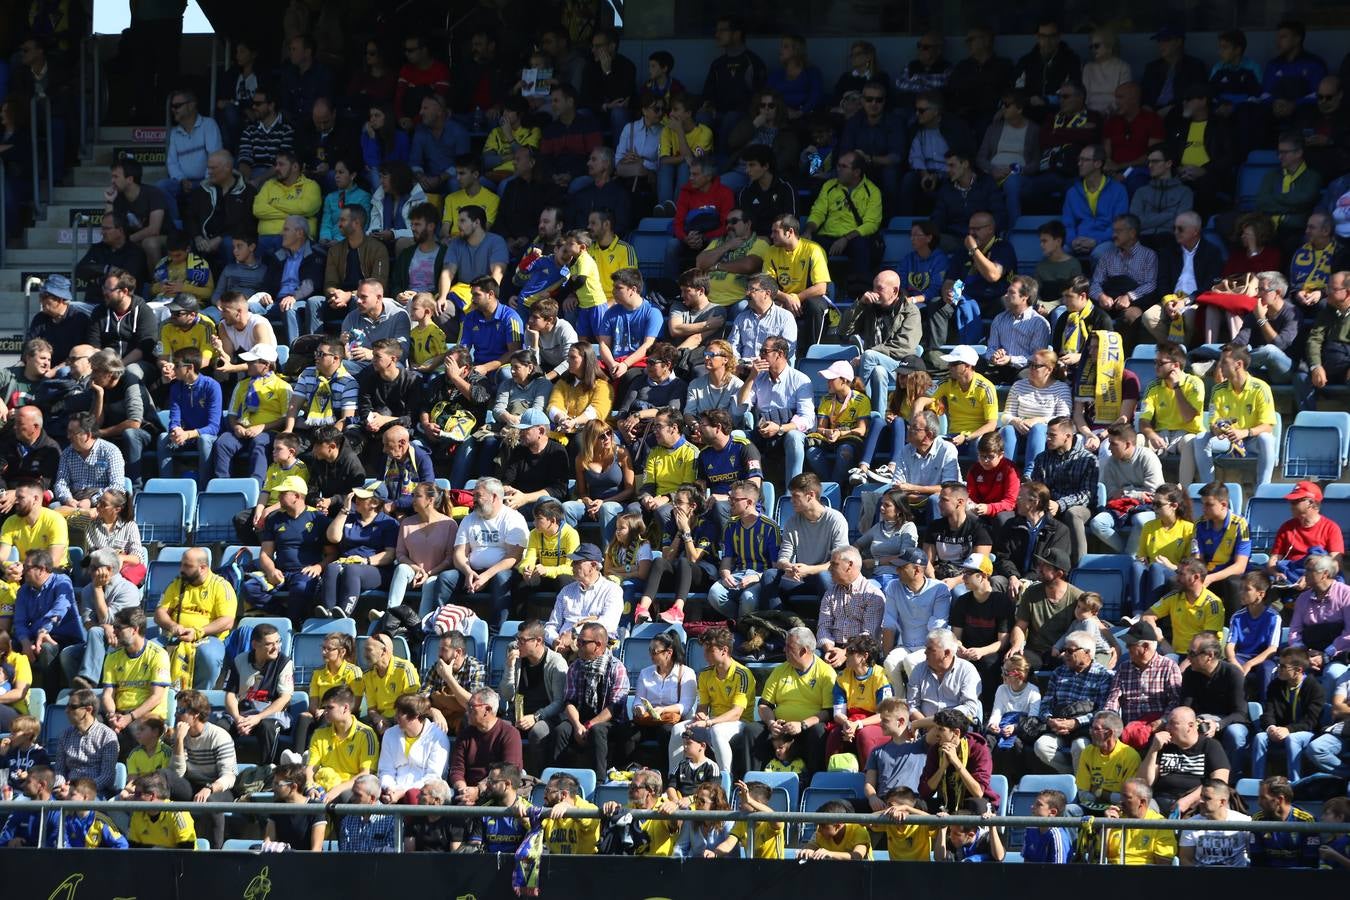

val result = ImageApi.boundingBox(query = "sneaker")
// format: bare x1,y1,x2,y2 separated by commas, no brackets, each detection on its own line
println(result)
632,604,653,625
279,749,304,766
659,606,685,625
654,200,676,217
367,608,384,623
312,605,331,619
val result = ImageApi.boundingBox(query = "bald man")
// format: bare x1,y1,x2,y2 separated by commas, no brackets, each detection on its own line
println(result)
0,406,60,510
379,425,434,515
844,269,923,407
153,547,238,689
183,149,256,267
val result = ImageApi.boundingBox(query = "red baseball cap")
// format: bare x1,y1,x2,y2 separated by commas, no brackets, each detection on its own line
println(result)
1284,480,1323,503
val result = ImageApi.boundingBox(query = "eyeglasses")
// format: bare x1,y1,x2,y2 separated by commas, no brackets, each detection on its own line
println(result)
725,216,745,225
1318,93,1339,100
914,105,932,114
704,350,726,358
863,95,885,103
170,100,188,109
578,638,604,647
170,309,194,318
977,452,1000,461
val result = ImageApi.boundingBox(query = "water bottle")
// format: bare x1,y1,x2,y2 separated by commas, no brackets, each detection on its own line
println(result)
952,279,965,306
808,152,823,176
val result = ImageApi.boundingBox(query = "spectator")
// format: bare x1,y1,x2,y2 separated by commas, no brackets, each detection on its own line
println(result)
937,212,1015,338
298,99,358,193
947,26,1015,132
1252,133,1323,243
844,270,922,408
212,233,268,303
1014,19,1082,108
75,216,151,304
1065,145,1129,262
880,548,951,689
1263,20,1326,106
1130,147,1192,247
127,771,197,849
157,345,221,483
1025,82,1101,206
219,623,293,766
1209,30,1262,107
1133,484,1197,608
919,707,995,812
840,80,906,200
932,148,1006,247
1140,28,1208,113
803,150,883,288
1298,76,1350,181
86,269,156,379
1193,344,1277,486
317,157,372,249
313,207,389,337
1178,778,1251,866
1075,710,1139,807
342,285,412,376
901,91,973,214
52,412,124,544
1287,554,1350,686
482,99,542,187
168,689,236,846
1029,630,1113,774
1168,84,1233,215
388,204,449,304
728,275,797,363
395,35,450,126
302,685,378,797
444,206,508,290
1007,546,1083,670
497,620,567,775
975,91,1039,225
263,764,325,851
982,277,1050,386
449,479,527,628
706,479,779,620
731,149,796,242
701,16,766,133
773,472,848,607
1082,28,1132,114
0,480,68,576
211,342,291,486
815,548,885,665
216,287,281,381
906,629,982,729
539,84,604,192
1088,422,1164,552
278,34,334,125
153,548,236,689
1296,269,1350,409
284,335,357,441
51,689,118,797
1143,557,1226,657
551,622,629,779
749,625,834,773
1106,621,1183,749
252,150,321,255
0,765,61,847
103,157,170,272
12,549,79,691
1251,775,1321,867
992,481,1072,595
159,89,222,222
1288,213,1339,311
336,773,397,852
498,408,570,517
1304,671,1350,779
1142,706,1230,815
587,209,638,303
767,34,824,119
237,86,295,189
1179,631,1251,779
377,693,449,805
999,349,1071,474
67,548,140,692
1225,572,1281,699
25,275,90,367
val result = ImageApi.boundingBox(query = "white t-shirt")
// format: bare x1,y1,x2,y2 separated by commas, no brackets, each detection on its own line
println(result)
1179,810,1252,867
454,506,529,570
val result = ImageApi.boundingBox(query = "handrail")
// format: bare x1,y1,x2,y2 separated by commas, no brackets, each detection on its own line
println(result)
29,95,52,217
0,157,6,270
2,799,1345,856
71,211,94,291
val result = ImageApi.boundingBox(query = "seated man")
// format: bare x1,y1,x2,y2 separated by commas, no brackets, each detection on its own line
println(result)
802,150,882,292
1106,621,1183,750
906,629,983,729
352,339,420,469
448,685,523,803
1006,547,1082,671
729,275,798,365
127,772,197,849
52,412,125,545
1266,482,1346,592
497,620,568,776
844,270,923,408
310,206,389,338
1141,706,1231,816
213,289,279,380
499,409,569,518
1088,215,1159,326
11,549,80,691
707,480,781,620
1030,630,1115,774
1029,417,1098,564
1296,270,1350,410
377,426,434,517
1063,145,1128,262
1250,647,1325,782
211,343,292,488
739,336,814,484
448,479,527,628
97,607,171,755
549,622,629,780
340,280,411,376
220,623,295,766
1193,343,1277,488
543,544,622,653
932,346,999,456
1139,341,1203,486
256,215,326,342
815,547,885,667
158,347,223,482
981,276,1050,386
88,351,153,490
304,685,378,798
747,626,836,775
889,411,960,525
285,335,358,440
762,214,832,351
153,547,238,690
1250,133,1322,246
775,473,849,607
241,475,331,622
68,548,141,692
880,549,952,690
0,482,69,576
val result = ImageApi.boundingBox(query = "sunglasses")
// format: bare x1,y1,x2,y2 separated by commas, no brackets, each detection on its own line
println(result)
863,95,885,103
1318,93,1339,100
725,216,745,225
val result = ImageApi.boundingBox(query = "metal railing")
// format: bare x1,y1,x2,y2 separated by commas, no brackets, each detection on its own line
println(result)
3,799,1345,861
29,95,53,218
164,37,229,129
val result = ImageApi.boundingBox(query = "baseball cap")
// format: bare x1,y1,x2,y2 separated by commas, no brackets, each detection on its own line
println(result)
939,345,979,366
40,274,73,301
684,725,712,745
166,293,200,313
960,553,994,576
1151,25,1184,41
1123,620,1162,645
273,475,308,496
820,360,855,382
239,344,278,363
518,408,550,429
897,548,928,568
1284,480,1323,503
351,480,386,500
1034,547,1071,574
569,543,604,563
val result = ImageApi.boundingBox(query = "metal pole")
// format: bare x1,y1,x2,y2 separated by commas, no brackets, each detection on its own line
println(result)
393,812,404,853
56,808,64,848
72,213,85,290
79,40,87,156
44,98,54,211
29,96,40,217
209,39,219,116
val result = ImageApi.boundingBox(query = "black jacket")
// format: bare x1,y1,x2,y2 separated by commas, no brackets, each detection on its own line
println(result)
1260,676,1326,734
183,172,258,242
1180,660,1249,730
26,308,91,365
262,245,328,302
1156,238,1226,299
0,429,60,489
499,439,570,502
932,173,1008,236
993,514,1071,580
85,299,157,360
355,367,419,428
75,243,150,302
494,175,562,244
1013,43,1082,104
1140,56,1209,110
1164,113,1235,182
301,445,367,508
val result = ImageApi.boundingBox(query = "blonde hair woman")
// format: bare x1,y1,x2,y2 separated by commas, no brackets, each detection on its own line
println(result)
1082,27,1132,114
561,420,635,543
685,338,746,420
1001,348,1073,476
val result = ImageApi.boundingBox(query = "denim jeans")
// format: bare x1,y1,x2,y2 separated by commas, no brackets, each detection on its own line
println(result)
388,564,459,617
805,440,861,486
1251,729,1315,782
998,422,1048,476
1247,344,1294,379
1131,559,1176,613
212,430,274,487
157,432,217,484
751,429,805,483
858,349,902,410
191,636,227,689
118,428,154,488
1305,732,1350,778
441,568,517,628
657,161,689,205
1194,430,1276,483
706,568,781,618
1220,722,1251,779
562,499,623,545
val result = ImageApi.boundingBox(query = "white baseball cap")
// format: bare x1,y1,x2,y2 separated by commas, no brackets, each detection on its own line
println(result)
940,345,979,366
820,360,855,382
239,344,279,363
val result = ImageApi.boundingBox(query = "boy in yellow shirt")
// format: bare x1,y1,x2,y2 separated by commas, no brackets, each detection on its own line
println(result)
306,685,378,796
443,156,500,236
128,772,197,848
800,798,873,859
517,499,580,592
870,787,934,860
731,780,786,858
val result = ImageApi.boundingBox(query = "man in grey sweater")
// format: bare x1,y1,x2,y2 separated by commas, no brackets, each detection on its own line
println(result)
846,269,924,408
776,472,850,607
496,619,568,775
1089,422,1164,552
1129,149,1194,248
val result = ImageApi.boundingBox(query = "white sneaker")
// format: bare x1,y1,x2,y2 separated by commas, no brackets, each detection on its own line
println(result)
279,749,303,766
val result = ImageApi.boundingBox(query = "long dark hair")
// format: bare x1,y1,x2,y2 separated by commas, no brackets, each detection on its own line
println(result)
649,631,686,668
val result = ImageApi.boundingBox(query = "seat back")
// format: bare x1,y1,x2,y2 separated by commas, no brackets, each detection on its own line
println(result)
1282,425,1346,481
631,233,668,280
1244,498,1287,555
1236,164,1276,210
1187,482,1243,516
1069,555,1132,620
742,770,799,813
488,621,523,685
534,766,598,803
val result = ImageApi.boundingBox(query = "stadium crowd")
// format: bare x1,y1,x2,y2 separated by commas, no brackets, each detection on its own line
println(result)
0,8,1347,868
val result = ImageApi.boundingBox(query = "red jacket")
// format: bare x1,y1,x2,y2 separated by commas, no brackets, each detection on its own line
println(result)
673,177,734,240
966,457,1020,517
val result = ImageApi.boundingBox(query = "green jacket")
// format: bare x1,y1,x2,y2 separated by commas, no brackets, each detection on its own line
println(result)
1305,302,1350,370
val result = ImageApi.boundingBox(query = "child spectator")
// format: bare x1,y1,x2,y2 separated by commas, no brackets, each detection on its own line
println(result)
667,726,721,800
1224,572,1281,699
644,51,685,104
603,513,653,629
870,786,933,860
765,731,804,776
674,782,738,857
731,780,786,859
825,634,893,768
407,293,447,376
986,654,1042,779
1052,592,1119,668
799,799,873,859
1022,789,1075,863
1252,647,1325,779
1319,797,1350,869
1034,221,1083,310
863,698,928,811
0,715,50,797
935,796,1004,861
125,717,172,782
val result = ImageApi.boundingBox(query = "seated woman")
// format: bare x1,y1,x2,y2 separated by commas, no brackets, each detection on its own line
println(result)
824,634,892,768
884,369,933,459
623,630,697,766
634,484,720,626
805,360,870,486
315,487,399,619
386,483,459,618
376,692,450,804
562,421,635,546
548,341,614,460
293,632,361,752
1131,483,1195,611
83,488,148,586
853,489,919,592
1000,348,1072,476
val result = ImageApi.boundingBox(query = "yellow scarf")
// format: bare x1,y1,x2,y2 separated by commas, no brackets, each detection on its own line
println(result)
305,374,335,426
1062,306,1094,355
1274,163,1308,226
1077,330,1126,423
936,737,973,812
1162,294,1189,343
1083,177,1105,216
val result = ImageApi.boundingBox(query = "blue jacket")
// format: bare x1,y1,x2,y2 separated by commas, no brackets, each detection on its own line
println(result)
13,573,81,645
319,185,373,243
167,374,223,438
1062,178,1128,245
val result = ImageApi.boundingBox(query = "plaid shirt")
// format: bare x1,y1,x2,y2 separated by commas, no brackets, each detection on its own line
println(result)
1089,242,1159,302
338,812,397,852
817,575,886,648
563,653,630,720
1107,652,1182,723
1040,662,1114,727
53,439,125,505
425,655,485,695
54,721,120,794
1030,446,1098,510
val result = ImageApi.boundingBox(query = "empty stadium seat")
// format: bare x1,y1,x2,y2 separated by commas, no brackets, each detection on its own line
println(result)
196,478,261,542
136,478,199,543
1281,410,1350,481
487,621,523,685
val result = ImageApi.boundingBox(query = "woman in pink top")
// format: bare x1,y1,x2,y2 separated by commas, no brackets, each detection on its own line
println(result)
386,484,459,617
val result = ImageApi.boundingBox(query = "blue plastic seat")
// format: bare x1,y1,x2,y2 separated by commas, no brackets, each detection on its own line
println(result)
225,617,293,660
1071,554,1134,619
742,770,800,813
1236,164,1276,210
1245,497,1288,555
881,231,913,267
196,478,261,542
620,622,686,674
1282,410,1350,481
631,233,668,280
1186,482,1243,516
487,621,523,685
531,766,597,804
799,772,866,842
292,619,358,684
